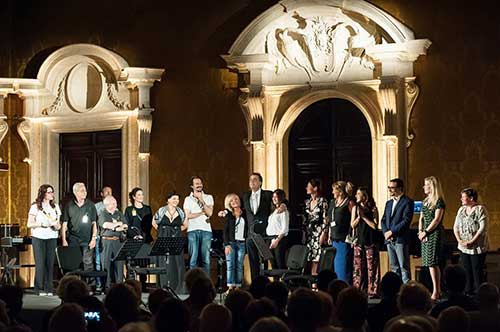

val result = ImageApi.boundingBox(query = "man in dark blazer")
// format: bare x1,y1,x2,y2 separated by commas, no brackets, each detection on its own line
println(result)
381,178,414,283
242,172,274,280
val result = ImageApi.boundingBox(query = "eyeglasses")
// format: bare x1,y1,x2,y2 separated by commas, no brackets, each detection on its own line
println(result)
387,186,398,190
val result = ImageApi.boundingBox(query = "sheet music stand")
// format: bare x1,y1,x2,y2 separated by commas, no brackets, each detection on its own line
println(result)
113,239,144,280
150,236,185,296
250,234,274,275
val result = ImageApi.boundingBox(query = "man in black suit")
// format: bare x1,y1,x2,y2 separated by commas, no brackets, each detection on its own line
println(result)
242,172,274,280
381,178,414,283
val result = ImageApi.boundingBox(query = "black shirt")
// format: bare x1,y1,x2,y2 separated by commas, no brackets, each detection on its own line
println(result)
124,205,153,243
328,199,352,241
356,204,378,247
98,209,125,237
62,199,98,245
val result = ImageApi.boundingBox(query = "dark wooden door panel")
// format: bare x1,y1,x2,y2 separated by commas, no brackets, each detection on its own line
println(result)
60,130,121,206
289,98,372,234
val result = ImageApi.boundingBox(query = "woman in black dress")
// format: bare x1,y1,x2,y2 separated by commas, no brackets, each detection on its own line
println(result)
152,191,187,294
124,187,153,289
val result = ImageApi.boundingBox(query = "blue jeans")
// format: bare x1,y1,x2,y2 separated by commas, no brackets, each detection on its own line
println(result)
387,241,411,283
187,230,212,275
226,241,246,287
333,240,353,284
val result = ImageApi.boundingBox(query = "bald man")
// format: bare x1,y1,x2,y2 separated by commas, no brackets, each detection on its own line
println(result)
98,195,127,288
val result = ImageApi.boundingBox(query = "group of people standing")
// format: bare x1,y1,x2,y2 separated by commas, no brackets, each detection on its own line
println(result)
27,172,490,300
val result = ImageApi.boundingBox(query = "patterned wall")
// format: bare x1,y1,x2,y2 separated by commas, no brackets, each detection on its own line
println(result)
2,0,500,248
0,95,30,235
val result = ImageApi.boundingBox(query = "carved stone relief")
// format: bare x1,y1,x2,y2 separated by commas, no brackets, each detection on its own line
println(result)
266,11,376,81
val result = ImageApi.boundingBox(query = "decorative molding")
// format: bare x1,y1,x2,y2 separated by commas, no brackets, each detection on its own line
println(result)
137,109,153,154
266,11,375,81
239,88,264,143
41,73,68,116
16,119,32,164
405,79,420,147
106,83,131,110
377,80,399,135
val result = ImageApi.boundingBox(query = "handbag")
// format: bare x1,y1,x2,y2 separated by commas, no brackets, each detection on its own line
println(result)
345,227,358,246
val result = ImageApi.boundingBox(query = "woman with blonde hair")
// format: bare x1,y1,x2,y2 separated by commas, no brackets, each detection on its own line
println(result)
221,193,247,291
418,176,446,300
327,181,355,283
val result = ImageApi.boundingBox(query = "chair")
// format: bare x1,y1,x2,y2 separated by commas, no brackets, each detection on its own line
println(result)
263,244,308,280
283,246,336,287
55,246,107,285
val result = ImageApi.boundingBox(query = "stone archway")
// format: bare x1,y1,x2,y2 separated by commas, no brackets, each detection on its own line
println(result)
0,44,164,207
223,0,430,205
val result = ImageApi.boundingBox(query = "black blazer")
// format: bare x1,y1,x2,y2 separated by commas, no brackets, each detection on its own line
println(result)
223,209,248,246
381,194,414,244
242,189,273,235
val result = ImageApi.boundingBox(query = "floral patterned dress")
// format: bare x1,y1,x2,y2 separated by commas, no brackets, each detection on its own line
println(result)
303,197,329,262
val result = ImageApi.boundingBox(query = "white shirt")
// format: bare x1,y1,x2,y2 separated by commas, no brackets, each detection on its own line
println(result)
391,194,403,216
234,216,246,241
28,203,61,239
183,192,214,232
266,209,289,237
251,189,261,214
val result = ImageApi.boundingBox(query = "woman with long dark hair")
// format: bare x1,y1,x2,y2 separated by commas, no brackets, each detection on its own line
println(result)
124,187,153,243
27,184,61,296
351,187,380,297
303,179,329,275
266,189,289,269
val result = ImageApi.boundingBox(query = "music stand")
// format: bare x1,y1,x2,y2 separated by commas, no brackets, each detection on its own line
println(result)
250,233,274,276
150,237,185,297
113,239,144,280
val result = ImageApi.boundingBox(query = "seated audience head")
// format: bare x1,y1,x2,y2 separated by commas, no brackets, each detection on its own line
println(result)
244,298,278,331
264,282,288,312
249,276,271,299
287,288,322,332
380,272,403,299
148,288,174,316
56,275,79,300
317,291,334,327
185,268,210,293
398,281,432,315
189,276,216,308
154,298,190,332
119,322,151,332
335,287,367,329
317,270,337,293
124,279,142,305
327,279,349,306
438,306,469,332
443,264,467,294
385,318,424,332
200,304,232,332
104,283,139,329
60,278,89,303
249,317,290,332
48,303,86,332
0,285,23,323
224,289,253,332
477,282,499,311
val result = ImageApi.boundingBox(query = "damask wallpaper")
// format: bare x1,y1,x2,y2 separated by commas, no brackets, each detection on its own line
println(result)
1,0,500,249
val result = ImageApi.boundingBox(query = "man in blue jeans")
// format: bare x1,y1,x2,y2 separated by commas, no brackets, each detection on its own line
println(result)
183,176,214,275
381,178,414,283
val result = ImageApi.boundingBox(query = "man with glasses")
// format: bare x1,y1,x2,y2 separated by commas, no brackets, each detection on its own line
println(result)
381,178,414,283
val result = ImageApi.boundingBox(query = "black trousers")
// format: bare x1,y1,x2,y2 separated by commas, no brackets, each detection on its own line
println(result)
246,238,261,281
461,252,487,295
267,236,287,269
32,237,57,293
